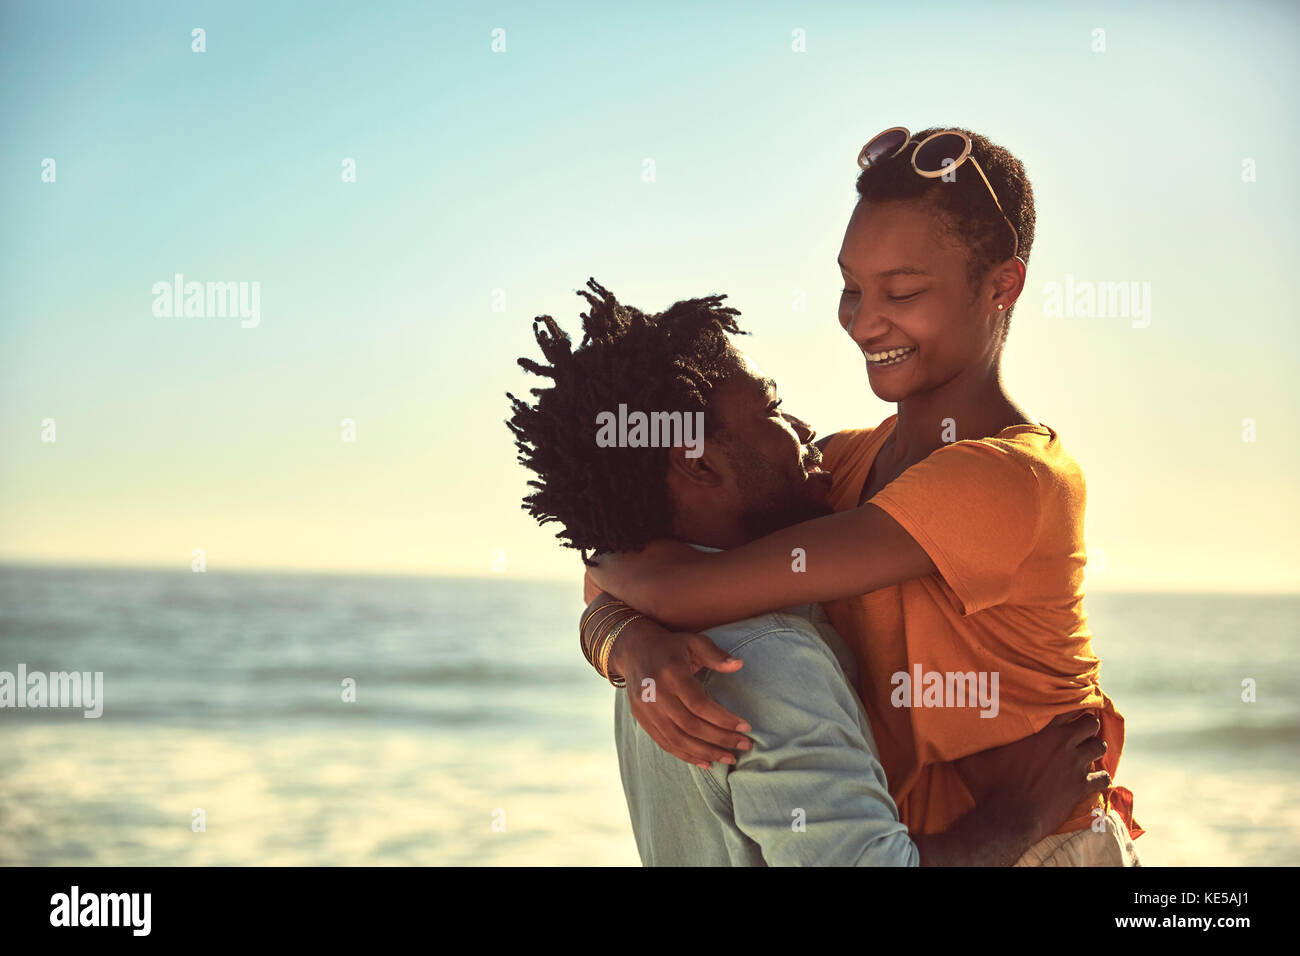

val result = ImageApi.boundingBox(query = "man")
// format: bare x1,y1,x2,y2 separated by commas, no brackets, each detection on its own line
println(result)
507,279,1108,865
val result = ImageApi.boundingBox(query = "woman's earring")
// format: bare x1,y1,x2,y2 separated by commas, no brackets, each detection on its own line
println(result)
997,304,1005,311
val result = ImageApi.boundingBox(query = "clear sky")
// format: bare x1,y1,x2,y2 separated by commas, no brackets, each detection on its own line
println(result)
2,0,1297,592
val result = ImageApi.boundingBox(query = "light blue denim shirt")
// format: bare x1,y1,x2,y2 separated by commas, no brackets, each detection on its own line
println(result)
613,599,919,866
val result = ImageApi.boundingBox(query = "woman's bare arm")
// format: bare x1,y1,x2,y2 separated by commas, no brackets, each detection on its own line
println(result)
588,503,936,631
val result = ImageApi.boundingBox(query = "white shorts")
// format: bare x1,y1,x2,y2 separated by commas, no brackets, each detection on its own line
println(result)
1013,809,1142,867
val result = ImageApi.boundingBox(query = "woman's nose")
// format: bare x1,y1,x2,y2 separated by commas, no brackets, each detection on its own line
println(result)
847,307,886,346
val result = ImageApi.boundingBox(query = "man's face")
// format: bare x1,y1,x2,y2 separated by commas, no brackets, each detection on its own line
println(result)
707,350,834,541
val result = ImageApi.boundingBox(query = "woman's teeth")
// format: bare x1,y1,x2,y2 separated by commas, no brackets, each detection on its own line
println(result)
866,346,916,367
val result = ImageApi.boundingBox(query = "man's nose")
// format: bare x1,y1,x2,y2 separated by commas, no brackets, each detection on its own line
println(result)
784,412,815,444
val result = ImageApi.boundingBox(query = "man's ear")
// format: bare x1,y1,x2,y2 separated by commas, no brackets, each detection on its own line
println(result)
664,443,725,489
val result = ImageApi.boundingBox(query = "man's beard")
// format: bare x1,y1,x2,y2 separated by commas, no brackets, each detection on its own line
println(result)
724,439,833,542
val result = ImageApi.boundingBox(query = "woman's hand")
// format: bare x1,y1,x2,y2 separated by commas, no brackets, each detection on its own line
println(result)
587,540,701,620
609,614,754,768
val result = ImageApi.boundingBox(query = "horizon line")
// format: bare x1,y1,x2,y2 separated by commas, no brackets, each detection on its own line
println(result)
0,557,1296,599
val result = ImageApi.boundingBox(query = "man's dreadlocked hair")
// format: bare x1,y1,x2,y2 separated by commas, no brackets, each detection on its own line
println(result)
506,278,745,565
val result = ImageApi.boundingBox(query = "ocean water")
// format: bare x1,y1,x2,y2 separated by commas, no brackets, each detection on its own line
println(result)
0,565,1296,866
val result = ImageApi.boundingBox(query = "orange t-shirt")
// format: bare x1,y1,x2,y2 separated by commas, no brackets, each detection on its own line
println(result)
821,415,1141,840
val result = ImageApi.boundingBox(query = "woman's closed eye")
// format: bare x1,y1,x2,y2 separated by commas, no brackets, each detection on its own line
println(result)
841,287,923,302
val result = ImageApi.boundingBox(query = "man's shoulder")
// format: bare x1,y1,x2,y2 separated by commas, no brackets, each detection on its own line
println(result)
699,605,856,691
699,606,825,656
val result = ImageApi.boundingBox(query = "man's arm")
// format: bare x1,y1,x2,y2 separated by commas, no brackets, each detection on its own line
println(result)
912,800,1037,867
915,710,1111,865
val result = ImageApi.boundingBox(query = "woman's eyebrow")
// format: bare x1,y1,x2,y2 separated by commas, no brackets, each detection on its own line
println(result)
837,257,931,279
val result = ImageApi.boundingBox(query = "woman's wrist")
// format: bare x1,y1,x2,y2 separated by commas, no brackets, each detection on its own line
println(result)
579,598,623,663
578,596,642,685
578,593,662,685
606,615,665,680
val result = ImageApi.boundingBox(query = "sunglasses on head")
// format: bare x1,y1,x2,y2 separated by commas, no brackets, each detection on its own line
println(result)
857,126,1019,260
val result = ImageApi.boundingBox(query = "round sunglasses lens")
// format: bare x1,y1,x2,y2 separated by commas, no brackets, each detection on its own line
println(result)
914,133,967,174
862,129,908,166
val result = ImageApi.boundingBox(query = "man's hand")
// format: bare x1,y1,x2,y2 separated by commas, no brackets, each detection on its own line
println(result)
586,599,754,768
954,709,1110,845
916,711,1110,866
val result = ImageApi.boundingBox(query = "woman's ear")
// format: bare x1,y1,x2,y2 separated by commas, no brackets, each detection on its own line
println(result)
991,255,1027,311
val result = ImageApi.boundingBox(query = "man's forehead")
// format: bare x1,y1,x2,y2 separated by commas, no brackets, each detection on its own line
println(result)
712,351,769,421
724,348,773,390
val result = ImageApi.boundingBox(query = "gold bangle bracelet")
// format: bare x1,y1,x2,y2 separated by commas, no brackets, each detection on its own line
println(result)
585,607,638,667
581,602,630,664
581,600,622,633
601,613,643,680
598,613,643,682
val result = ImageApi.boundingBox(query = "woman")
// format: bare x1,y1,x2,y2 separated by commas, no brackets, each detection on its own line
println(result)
584,126,1142,866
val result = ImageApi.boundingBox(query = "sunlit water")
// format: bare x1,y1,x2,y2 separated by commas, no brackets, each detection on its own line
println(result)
0,567,1295,866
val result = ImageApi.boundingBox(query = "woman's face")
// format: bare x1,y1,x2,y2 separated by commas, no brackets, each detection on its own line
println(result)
837,197,1012,404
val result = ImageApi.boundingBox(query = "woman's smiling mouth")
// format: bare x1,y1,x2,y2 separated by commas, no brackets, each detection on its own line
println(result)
865,345,916,367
